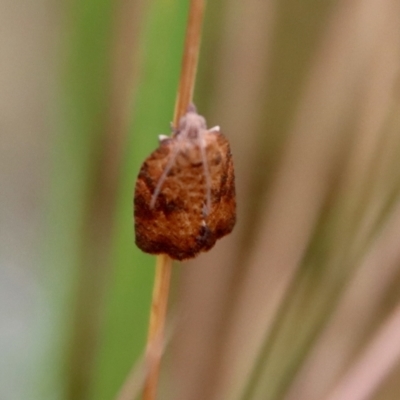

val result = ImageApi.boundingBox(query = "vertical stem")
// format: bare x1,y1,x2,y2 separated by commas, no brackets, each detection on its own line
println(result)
142,255,173,400
142,0,205,399
173,0,206,125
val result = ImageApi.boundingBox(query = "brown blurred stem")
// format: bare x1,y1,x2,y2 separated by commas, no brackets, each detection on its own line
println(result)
142,1,206,400
142,255,173,400
173,0,205,125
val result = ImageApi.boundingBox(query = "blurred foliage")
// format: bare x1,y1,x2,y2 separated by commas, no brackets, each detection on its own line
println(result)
43,0,189,398
3,0,400,399
89,1,189,399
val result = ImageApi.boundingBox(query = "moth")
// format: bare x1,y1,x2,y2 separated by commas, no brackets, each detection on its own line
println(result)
134,104,236,260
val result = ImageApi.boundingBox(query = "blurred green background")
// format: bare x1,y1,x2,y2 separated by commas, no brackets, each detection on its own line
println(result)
2,0,400,400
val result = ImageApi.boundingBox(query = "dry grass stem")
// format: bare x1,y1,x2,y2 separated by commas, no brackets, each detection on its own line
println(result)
116,360,149,400
142,255,173,400
142,1,205,399
116,314,177,400
173,0,205,125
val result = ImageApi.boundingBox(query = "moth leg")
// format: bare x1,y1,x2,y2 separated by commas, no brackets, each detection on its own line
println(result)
170,122,179,136
150,145,180,209
198,136,212,216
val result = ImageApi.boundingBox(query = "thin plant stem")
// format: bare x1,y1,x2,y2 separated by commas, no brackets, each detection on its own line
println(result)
142,1,206,399
173,0,205,125
142,255,173,400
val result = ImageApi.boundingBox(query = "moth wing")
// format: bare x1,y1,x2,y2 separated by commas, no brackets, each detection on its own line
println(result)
205,131,236,245
134,139,207,260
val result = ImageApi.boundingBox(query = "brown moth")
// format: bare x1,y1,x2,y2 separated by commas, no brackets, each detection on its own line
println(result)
134,104,236,260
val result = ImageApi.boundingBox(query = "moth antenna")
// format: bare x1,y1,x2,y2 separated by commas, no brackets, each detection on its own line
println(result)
199,137,212,216
150,146,179,209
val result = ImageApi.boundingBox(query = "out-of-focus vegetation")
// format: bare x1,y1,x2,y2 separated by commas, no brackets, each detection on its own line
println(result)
2,0,400,400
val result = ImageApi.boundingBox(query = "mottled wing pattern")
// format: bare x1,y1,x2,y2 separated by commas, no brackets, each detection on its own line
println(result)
205,131,236,242
134,131,236,260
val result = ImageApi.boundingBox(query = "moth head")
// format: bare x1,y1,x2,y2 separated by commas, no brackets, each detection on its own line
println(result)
178,104,207,139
